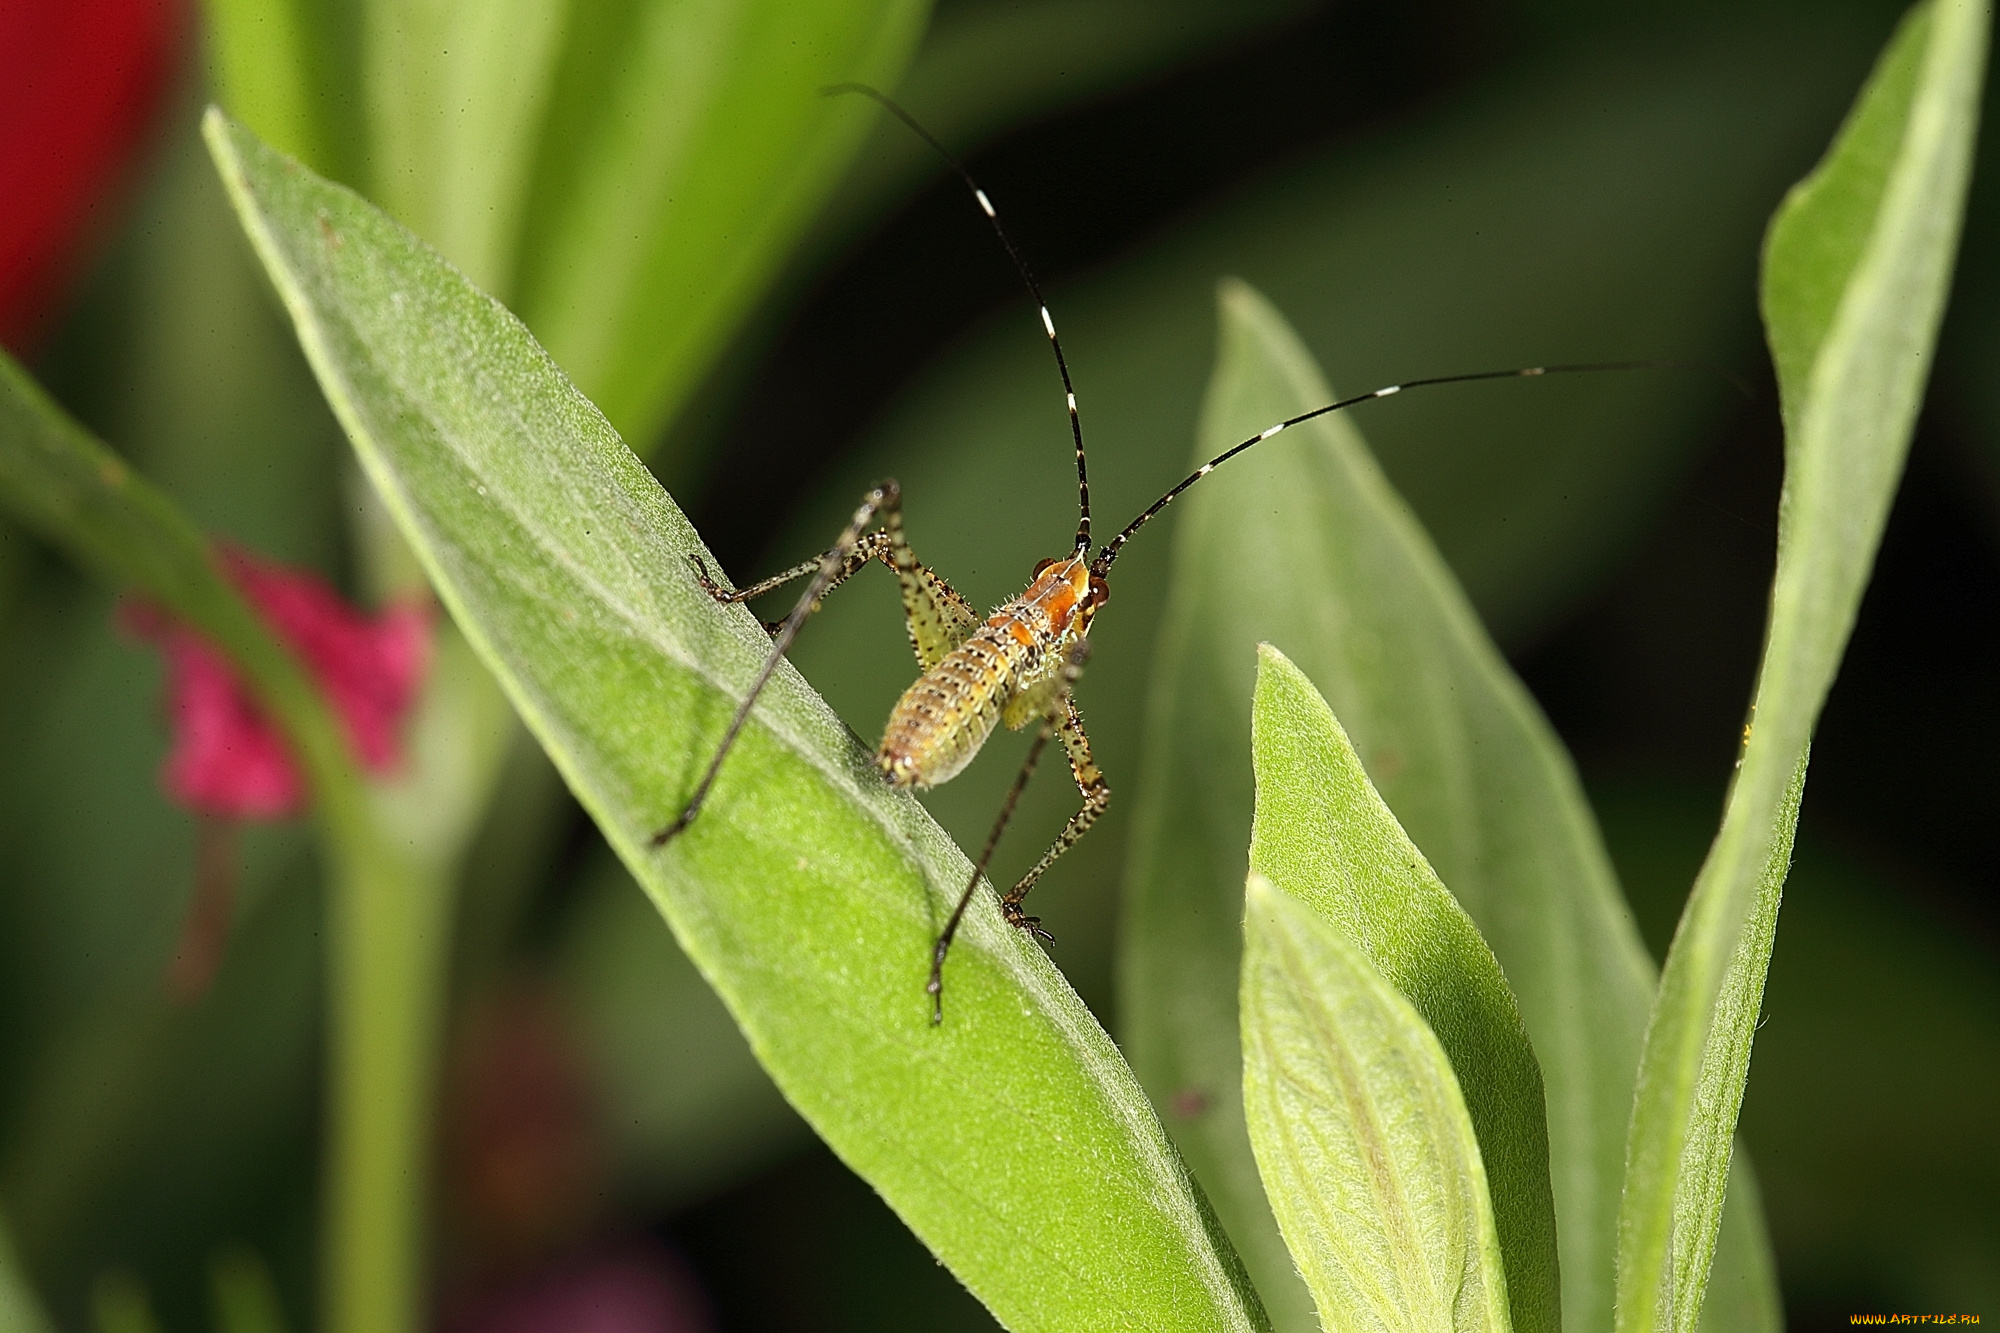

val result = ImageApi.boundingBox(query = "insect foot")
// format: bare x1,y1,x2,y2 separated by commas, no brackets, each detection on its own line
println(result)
648,809,693,847
685,552,731,602
1002,901,1056,944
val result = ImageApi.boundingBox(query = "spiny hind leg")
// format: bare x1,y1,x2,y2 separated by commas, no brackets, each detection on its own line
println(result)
1001,691,1109,930
877,497,979,668
654,481,903,844
928,724,1054,1023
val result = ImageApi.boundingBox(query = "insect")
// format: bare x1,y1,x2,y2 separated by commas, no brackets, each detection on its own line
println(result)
654,85,1662,1022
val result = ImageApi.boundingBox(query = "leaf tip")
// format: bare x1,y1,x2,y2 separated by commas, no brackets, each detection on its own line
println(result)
1245,868,1280,913
199,104,233,158
1241,870,1313,949
1251,641,1316,715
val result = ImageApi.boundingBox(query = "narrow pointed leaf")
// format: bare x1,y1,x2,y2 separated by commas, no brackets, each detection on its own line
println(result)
1617,5,1988,1331
1122,280,1778,1333
205,110,1266,1333
514,0,930,448
1241,874,1512,1333
1250,644,1556,1333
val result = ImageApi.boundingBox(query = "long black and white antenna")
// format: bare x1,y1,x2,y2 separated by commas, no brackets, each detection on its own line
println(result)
1090,359,1742,575
826,83,1094,554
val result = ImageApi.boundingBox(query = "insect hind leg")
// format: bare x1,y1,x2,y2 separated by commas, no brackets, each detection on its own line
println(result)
652,481,903,845
929,725,1053,1024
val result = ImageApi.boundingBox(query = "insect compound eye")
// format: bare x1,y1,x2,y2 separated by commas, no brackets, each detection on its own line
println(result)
1031,556,1059,579
1089,576,1111,609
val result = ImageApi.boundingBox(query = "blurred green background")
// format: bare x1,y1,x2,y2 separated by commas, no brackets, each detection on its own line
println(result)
2,0,1994,1328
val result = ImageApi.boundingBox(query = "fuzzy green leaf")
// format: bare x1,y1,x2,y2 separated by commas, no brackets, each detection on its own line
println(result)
1616,5,1988,1332
1249,645,1556,1333
1122,280,1780,1333
205,110,1267,1333
1241,873,1512,1333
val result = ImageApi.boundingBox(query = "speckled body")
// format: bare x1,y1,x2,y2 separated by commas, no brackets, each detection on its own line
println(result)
878,554,1097,789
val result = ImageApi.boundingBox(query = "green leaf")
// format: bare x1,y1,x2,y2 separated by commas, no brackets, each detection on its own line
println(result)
361,0,572,295
1249,645,1557,1333
1617,5,1988,1331
1121,280,1778,1333
205,109,1267,1333
1240,874,1513,1333
513,0,930,449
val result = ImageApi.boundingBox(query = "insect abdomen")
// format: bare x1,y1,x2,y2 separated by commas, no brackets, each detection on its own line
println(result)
878,617,1036,789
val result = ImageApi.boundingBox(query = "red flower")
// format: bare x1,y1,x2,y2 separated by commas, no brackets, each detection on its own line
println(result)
123,547,432,819
0,0,184,351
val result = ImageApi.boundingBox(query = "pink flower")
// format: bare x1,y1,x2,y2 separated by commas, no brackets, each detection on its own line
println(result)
123,546,432,819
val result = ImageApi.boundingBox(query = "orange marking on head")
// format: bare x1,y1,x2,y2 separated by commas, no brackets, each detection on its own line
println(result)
1023,555,1091,634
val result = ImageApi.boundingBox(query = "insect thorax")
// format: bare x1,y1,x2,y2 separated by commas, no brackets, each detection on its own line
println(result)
877,556,1096,788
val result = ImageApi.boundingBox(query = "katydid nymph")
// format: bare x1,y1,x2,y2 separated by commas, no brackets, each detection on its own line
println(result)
654,85,1671,1022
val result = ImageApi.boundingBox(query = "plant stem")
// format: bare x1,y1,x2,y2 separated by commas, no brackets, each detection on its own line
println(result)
322,849,454,1333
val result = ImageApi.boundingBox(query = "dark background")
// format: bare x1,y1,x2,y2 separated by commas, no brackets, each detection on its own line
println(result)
4,0,1994,1329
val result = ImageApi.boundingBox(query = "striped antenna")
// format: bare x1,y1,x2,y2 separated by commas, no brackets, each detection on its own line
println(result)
826,83,1094,554
1091,359,1745,575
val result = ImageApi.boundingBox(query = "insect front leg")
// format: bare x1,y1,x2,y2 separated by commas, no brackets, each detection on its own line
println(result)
691,498,979,659
926,643,1098,1023
686,536,888,634
652,481,903,845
